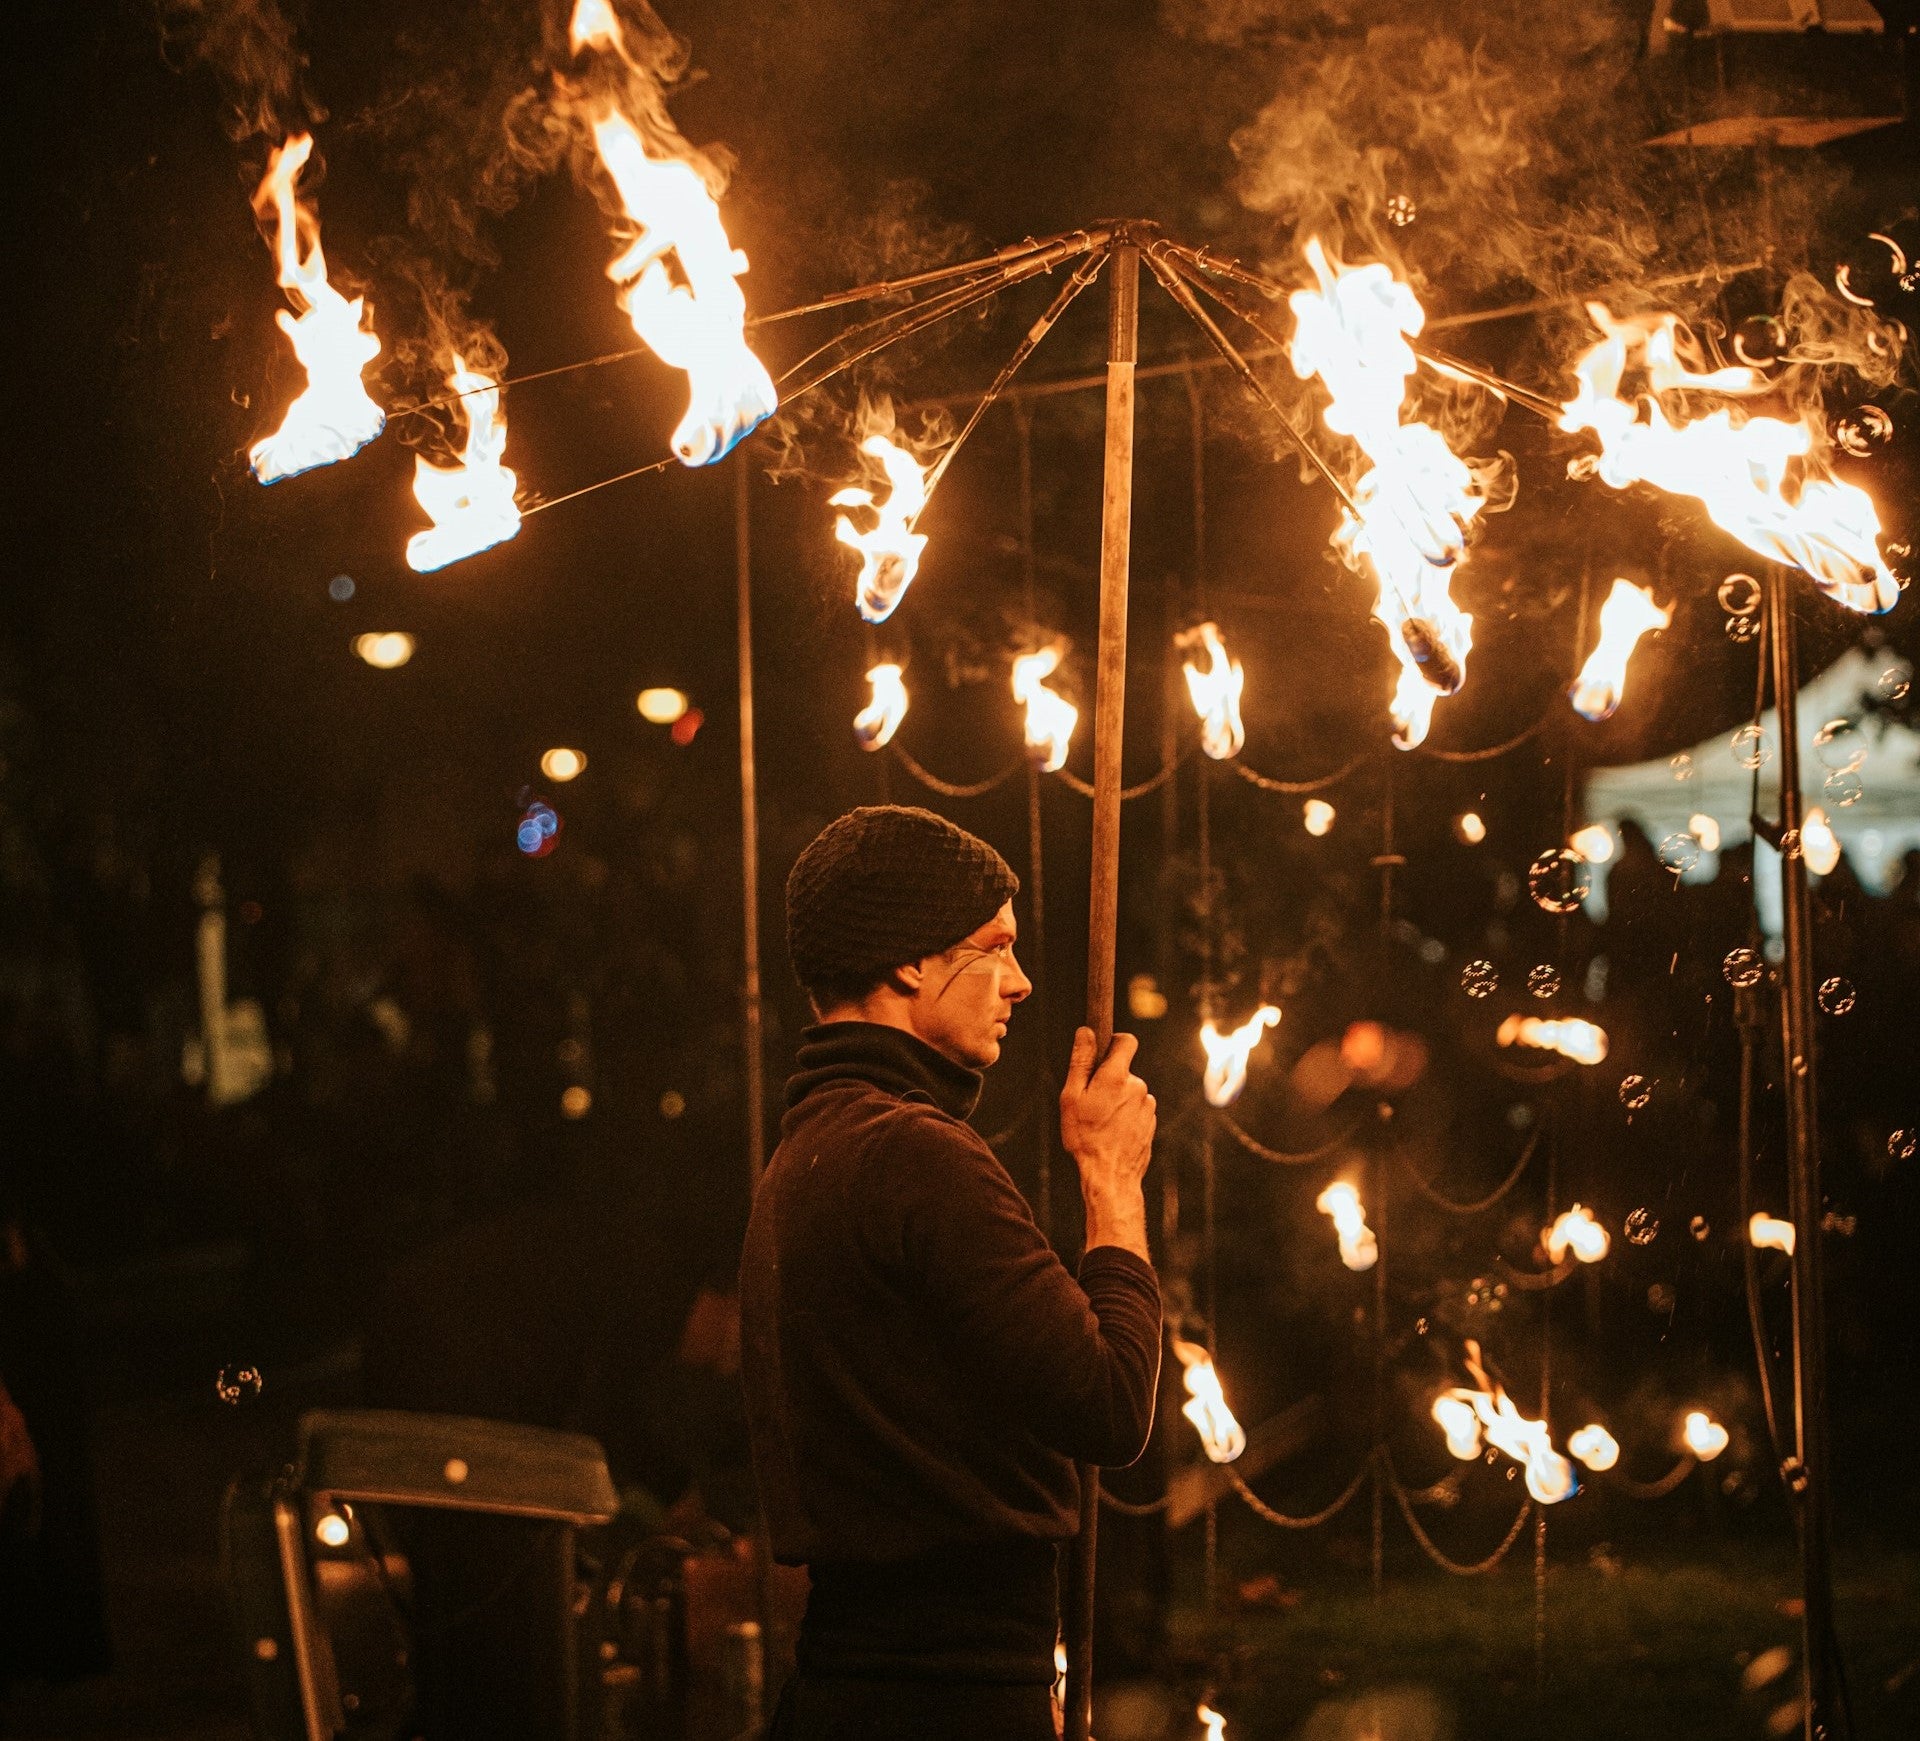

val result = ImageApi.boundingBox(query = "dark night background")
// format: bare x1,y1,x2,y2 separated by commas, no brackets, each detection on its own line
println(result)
3,2,1919,1737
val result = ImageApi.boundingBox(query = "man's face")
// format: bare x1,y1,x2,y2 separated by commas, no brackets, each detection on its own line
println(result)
909,901,1032,1069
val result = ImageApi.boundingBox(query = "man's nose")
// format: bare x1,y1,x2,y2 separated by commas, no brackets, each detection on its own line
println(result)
1006,954,1033,1002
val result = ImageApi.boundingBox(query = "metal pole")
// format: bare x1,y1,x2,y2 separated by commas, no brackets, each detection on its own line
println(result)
1065,236,1138,1741
737,461,767,1188
1766,568,1842,1740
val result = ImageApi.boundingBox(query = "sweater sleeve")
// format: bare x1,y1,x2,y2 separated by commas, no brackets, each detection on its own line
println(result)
871,1109,1162,1468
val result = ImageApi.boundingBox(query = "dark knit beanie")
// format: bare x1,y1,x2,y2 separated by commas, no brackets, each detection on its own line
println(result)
786,806,1020,995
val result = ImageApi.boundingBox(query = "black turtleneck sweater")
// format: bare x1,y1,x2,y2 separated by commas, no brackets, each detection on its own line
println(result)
740,1022,1161,1682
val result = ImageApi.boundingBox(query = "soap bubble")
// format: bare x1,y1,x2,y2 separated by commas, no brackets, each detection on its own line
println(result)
1877,668,1910,704
1818,976,1856,1016
1779,828,1802,861
1717,572,1761,618
1528,848,1592,914
1823,769,1864,808
1646,1282,1676,1312
1813,718,1865,773
1461,960,1499,999
1730,725,1773,770
1619,1075,1652,1112
1831,404,1893,459
1690,1216,1711,1241
1527,965,1561,999
1670,753,1696,783
1658,832,1703,875
1722,948,1764,988
1888,542,1915,591
1624,1206,1660,1245
1890,1129,1917,1162
1386,193,1417,227
216,1365,263,1405
327,573,356,602
1732,316,1784,368
1724,613,1760,645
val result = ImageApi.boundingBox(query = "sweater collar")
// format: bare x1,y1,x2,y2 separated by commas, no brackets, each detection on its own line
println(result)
784,1021,983,1123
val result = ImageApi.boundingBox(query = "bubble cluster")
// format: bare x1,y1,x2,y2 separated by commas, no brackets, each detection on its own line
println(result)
1690,1216,1711,1241
1717,573,1761,618
1824,769,1865,809
216,1365,263,1405
1818,976,1856,1016
1722,948,1764,989
1890,1129,1917,1162
1670,753,1696,783
517,798,562,858
1724,613,1760,645
1658,833,1703,875
1528,849,1592,914
1831,404,1893,459
1619,1075,1652,1112
1812,718,1865,773
1527,964,1561,999
1877,668,1911,704
1730,725,1773,770
1624,1206,1660,1245
1464,1275,1509,1313
1386,193,1417,227
1461,960,1499,999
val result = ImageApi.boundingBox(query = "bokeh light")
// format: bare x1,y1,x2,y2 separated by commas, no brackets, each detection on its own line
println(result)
637,686,690,724
353,632,415,669
540,747,587,782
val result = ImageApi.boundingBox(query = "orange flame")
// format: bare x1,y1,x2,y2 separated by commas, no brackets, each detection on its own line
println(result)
1431,1339,1577,1504
1570,579,1671,722
1198,1704,1228,1741
1172,1337,1245,1463
1200,1005,1280,1107
1749,1212,1796,1257
1682,1410,1729,1461
1801,806,1841,876
1569,1424,1621,1473
1011,645,1077,772
853,662,908,750
1497,1014,1609,1066
831,435,929,623
1315,1180,1378,1271
247,135,385,485
1288,239,1482,748
1545,1204,1611,1265
568,0,625,54
1177,622,1246,760
1560,305,1897,615
405,357,521,573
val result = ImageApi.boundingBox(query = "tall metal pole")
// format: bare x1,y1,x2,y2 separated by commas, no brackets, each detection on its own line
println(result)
1766,567,1842,1740
737,461,767,1189
1064,236,1138,1741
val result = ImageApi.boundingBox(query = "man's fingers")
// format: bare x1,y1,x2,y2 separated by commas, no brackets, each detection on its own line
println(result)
1092,1031,1140,1085
1063,1025,1098,1094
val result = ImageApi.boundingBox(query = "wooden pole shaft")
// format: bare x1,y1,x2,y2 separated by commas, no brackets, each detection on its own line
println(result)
1065,237,1138,1741
737,462,767,1189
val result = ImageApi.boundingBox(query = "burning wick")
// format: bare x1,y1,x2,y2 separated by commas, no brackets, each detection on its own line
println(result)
1682,1410,1729,1461
1545,1204,1612,1265
1569,579,1670,722
832,435,930,623
405,356,521,573
247,135,385,485
1172,1337,1245,1464
1200,1005,1280,1107
1176,621,1247,760
1497,1014,1609,1066
1315,1180,1378,1271
1011,645,1078,772
853,663,908,750
1431,1339,1577,1504
1748,1212,1796,1257
1287,238,1482,748
1569,1424,1621,1473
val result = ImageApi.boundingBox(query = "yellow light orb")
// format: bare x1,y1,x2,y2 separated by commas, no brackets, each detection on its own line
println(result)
314,1512,350,1548
1303,799,1335,837
637,686,690,725
541,747,587,782
560,1085,592,1119
1455,811,1487,844
353,632,416,670
1569,823,1615,864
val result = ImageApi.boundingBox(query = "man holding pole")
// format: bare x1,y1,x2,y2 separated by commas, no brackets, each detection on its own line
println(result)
742,804,1161,1740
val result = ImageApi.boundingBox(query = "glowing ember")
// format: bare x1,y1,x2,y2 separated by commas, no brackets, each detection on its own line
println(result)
247,135,385,484
1569,579,1670,722
1011,645,1078,772
1177,622,1246,760
405,357,521,573
1172,1337,1245,1464
1749,1212,1796,1257
571,7,777,468
1431,1340,1577,1504
1682,1410,1729,1461
1314,1180,1378,1271
1545,1203,1612,1265
853,662,908,750
1288,238,1483,748
832,435,930,623
1559,305,1898,615
1569,1424,1621,1473
1200,1005,1280,1107
1497,1014,1609,1066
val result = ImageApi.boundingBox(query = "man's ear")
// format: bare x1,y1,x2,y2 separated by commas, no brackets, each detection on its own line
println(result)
889,961,925,996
